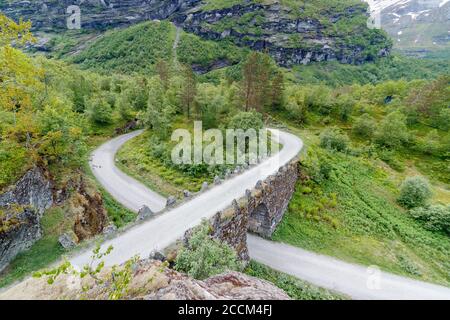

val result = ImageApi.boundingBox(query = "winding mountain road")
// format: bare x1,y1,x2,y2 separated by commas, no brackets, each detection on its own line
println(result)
73,129,450,300
71,129,301,267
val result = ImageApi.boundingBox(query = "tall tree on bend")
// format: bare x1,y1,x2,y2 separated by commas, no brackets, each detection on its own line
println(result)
155,59,170,91
241,52,272,112
181,64,197,119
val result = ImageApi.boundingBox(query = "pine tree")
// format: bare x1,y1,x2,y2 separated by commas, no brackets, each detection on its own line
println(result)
181,64,197,118
241,52,272,112
155,59,170,91
270,71,285,110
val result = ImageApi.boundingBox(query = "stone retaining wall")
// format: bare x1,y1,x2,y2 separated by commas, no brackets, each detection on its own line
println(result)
200,160,299,262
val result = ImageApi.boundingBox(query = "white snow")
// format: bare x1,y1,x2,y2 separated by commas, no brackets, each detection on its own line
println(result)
440,0,449,8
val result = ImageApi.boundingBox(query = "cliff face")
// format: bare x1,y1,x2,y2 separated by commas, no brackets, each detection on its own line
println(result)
174,2,391,66
0,167,53,272
0,0,392,66
0,0,200,31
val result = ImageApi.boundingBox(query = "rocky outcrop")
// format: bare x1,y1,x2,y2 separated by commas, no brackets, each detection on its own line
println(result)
146,270,290,300
69,178,109,242
0,167,53,272
0,0,201,31
174,2,390,66
0,0,391,66
0,259,290,300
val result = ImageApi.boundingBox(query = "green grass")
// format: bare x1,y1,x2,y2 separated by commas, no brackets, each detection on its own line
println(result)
0,126,136,289
273,147,450,286
0,208,66,289
116,130,212,197
97,183,136,228
245,261,347,300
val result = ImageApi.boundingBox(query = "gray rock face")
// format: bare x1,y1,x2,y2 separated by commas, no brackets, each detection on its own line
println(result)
0,167,53,215
174,2,391,66
0,0,391,66
102,223,118,236
0,167,53,272
146,271,290,300
148,250,166,262
0,259,290,300
166,196,177,207
137,205,154,221
0,208,41,272
58,233,77,250
0,0,201,31
183,190,191,198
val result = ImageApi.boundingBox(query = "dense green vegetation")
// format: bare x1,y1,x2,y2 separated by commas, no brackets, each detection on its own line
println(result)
291,55,450,86
0,14,139,287
1,2,449,295
273,143,450,285
65,20,449,89
71,21,248,75
245,261,346,300
175,221,242,280
197,0,390,63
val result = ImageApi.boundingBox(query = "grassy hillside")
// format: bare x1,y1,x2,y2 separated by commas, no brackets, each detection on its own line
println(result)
272,130,450,285
291,55,450,86
70,21,248,75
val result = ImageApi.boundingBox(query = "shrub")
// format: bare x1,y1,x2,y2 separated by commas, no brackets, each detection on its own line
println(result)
434,108,450,131
227,111,263,131
353,113,376,139
85,96,113,125
175,221,241,279
418,130,441,156
377,148,405,171
305,85,333,115
375,111,409,149
334,94,355,122
398,176,432,209
410,205,450,234
319,128,349,152
285,100,308,125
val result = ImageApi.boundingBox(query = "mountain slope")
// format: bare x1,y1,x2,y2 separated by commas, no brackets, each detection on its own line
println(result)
365,0,450,56
0,0,392,66
70,20,248,74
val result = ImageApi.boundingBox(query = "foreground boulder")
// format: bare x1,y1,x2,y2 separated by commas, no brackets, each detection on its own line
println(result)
0,259,290,300
0,167,53,272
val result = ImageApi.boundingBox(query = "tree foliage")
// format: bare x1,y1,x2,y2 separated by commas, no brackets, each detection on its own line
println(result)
175,221,241,280
398,176,432,209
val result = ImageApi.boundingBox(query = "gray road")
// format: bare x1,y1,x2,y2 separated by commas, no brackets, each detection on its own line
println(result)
89,130,166,212
71,129,302,268
248,234,450,300
78,129,450,300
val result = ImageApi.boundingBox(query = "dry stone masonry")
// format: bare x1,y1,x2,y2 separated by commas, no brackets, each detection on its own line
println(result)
192,160,299,262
